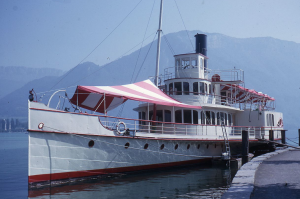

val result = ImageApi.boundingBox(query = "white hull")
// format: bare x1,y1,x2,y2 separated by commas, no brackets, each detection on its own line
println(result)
28,102,223,184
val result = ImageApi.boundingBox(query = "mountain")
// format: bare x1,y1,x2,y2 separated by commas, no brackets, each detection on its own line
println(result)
0,66,63,99
0,30,299,138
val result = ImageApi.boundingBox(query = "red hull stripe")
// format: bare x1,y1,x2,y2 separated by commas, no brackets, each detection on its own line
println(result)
29,158,211,183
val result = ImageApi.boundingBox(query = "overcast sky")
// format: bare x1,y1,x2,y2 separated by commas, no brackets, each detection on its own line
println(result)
1,0,299,70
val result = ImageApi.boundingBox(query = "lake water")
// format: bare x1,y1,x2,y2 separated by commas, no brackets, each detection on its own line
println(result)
0,132,237,199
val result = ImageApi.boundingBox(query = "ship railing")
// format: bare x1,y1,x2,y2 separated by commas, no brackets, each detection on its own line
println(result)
162,67,244,82
98,115,282,140
161,91,241,108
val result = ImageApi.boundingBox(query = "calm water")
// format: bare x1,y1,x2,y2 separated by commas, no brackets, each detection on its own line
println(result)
0,132,237,199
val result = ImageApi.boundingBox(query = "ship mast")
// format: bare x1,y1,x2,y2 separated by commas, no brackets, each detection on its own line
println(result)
154,0,163,86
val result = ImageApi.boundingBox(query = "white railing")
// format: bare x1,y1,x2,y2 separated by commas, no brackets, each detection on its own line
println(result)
98,115,283,140
162,67,244,83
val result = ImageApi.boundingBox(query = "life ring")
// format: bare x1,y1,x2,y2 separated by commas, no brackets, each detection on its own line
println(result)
277,118,283,127
38,122,44,129
116,121,126,135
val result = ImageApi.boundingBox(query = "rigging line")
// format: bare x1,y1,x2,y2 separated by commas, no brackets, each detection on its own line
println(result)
162,32,175,55
50,0,144,90
130,0,156,83
66,32,157,88
173,0,194,51
286,137,298,145
133,33,158,83
35,85,77,95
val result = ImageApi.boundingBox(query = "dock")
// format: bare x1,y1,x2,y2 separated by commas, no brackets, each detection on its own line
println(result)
222,147,300,199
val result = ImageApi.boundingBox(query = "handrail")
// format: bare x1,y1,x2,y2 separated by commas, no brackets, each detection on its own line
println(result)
98,115,283,139
47,90,66,107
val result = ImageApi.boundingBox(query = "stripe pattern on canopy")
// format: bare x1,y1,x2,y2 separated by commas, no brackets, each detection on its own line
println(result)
70,79,202,113
220,84,275,103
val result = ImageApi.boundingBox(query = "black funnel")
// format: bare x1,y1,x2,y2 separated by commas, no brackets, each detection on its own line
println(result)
194,34,207,55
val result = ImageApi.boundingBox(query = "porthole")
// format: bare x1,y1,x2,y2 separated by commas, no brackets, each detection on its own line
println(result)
125,142,130,149
197,144,200,149
144,143,149,149
175,144,178,150
160,144,165,150
187,144,190,150
88,140,94,148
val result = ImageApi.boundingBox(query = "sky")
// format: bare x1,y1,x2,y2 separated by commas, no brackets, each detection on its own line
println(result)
1,0,300,71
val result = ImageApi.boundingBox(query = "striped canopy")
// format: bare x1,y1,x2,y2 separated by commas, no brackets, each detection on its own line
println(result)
70,79,202,113
220,84,275,103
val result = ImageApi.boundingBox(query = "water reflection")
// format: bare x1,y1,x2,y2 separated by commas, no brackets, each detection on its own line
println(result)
29,164,237,199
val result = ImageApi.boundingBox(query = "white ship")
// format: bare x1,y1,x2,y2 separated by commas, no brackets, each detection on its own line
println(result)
27,2,284,186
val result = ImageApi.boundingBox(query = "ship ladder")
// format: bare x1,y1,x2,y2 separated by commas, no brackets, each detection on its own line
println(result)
221,122,231,162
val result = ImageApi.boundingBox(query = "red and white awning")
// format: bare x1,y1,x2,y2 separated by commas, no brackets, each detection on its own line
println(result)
221,84,275,103
70,79,202,113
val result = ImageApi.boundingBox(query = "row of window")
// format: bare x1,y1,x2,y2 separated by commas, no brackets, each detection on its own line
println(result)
175,57,204,69
139,110,232,126
167,81,213,95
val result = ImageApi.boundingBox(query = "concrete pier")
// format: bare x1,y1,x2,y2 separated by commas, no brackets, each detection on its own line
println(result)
221,148,299,199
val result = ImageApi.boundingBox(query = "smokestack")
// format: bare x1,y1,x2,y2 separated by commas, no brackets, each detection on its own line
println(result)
195,34,207,69
194,33,207,55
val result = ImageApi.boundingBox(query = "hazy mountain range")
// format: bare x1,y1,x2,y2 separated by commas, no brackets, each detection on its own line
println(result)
0,30,299,138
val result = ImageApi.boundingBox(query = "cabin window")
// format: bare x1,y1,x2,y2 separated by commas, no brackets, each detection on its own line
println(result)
184,110,192,123
174,82,182,95
149,111,153,121
182,58,190,69
169,83,173,95
209,84,212,94
164,110,171,122
176,59,180,67
183,82,189,95
204,83,207,94
200,58,203,68
200,82,205,94
193,82,198,95
217,112,226,125
221,92,227,104
211,112,215,125
156,110,163,122
228,114,232,126
193,110,198,124
201,111,205,124
267,114,275,126
219,112,224,125
175,110,182,123
205,111,211,124
139,111,146,125
191,58,197,68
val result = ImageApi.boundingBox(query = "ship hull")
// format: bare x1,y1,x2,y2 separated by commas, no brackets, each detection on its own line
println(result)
28,131,222,185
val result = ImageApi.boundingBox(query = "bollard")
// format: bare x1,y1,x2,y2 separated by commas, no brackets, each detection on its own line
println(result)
269,130,274,141
281,130,286,144
299,129,300,147
242,130,249,165
268,130,275,151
